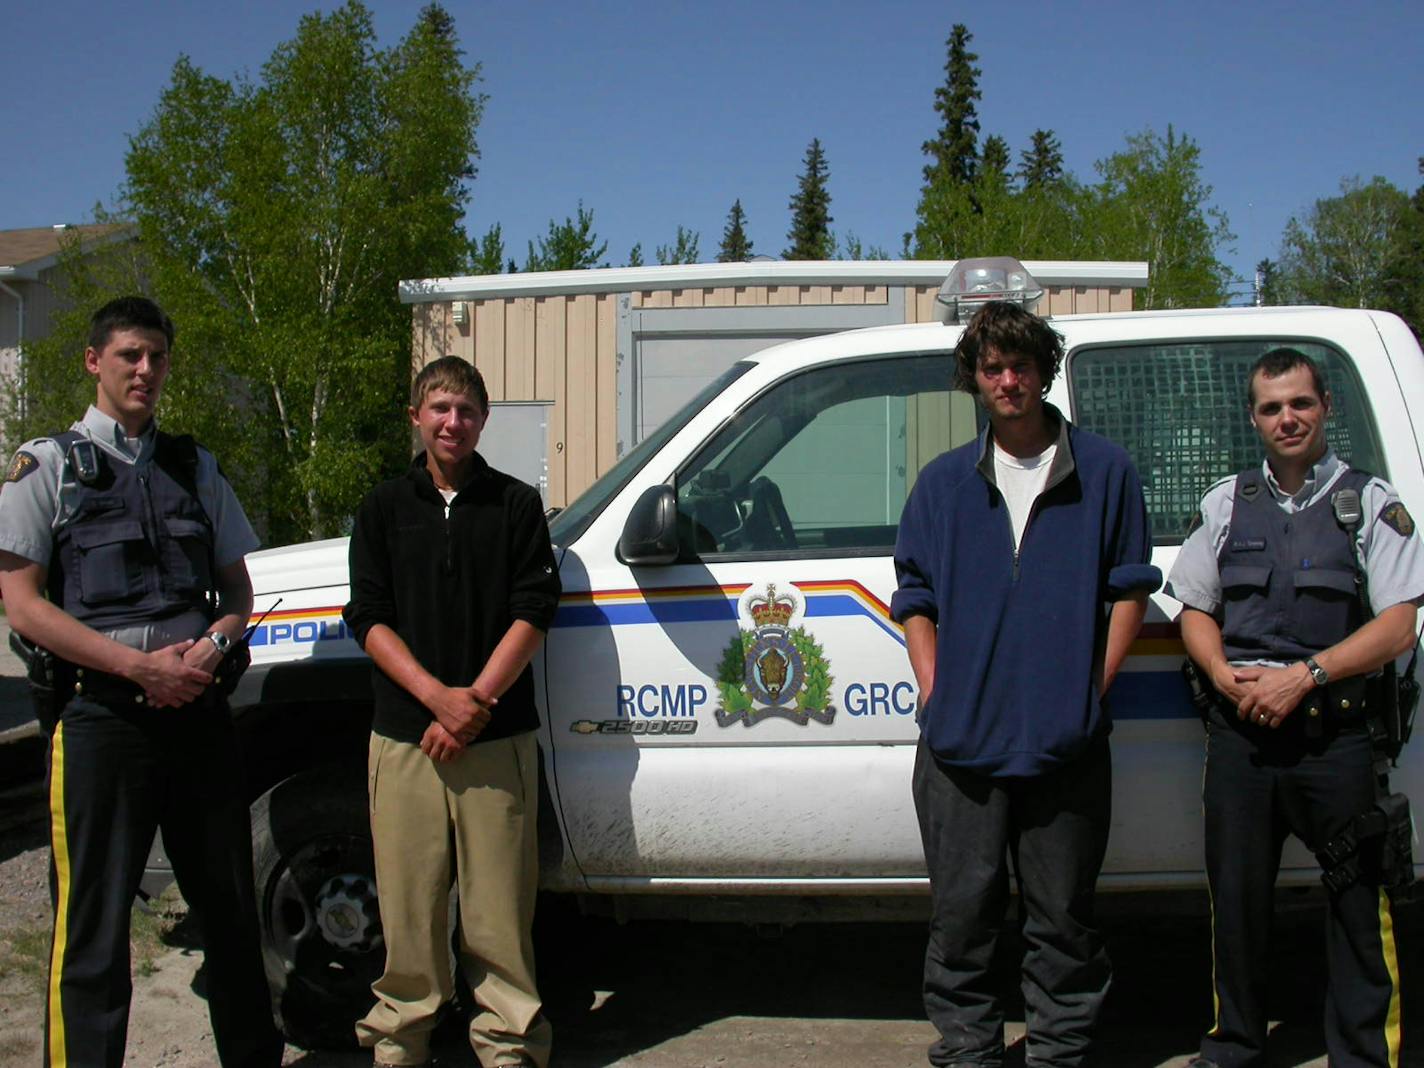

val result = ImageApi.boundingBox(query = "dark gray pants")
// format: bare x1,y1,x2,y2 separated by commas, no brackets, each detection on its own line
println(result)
913,735,1112,1068
1200,710,1400,1068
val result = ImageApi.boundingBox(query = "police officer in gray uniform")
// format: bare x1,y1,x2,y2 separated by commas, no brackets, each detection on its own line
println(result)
0,297,281,1067
1167,347,1423,1068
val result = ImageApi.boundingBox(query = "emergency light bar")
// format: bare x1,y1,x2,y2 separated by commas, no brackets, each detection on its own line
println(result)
935,256,1045,324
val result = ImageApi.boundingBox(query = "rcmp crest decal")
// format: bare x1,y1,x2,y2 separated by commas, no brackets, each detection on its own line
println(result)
1382,501,1415,538
715,583,834,727
5,451,37,483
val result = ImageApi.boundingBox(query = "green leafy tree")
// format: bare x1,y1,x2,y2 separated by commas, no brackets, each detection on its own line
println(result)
717,200,754,262
524,201,607,271
656,226,700,265
627,243,645,267
1278,175,1411,311
784,138,834,260
1084,126,1234,308
1391,157,1424,337
24,2,485,542
1017,129,1065,189
920,24,980,188
470,223,505,274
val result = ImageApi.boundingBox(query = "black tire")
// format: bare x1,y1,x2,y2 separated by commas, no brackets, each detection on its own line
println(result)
251,766,382,1050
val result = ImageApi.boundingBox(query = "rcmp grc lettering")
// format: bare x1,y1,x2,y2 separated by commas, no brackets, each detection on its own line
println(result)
845,681,917,717
617,683,710,718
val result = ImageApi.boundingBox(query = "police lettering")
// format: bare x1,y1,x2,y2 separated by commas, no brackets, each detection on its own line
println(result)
845,681,917,716
616,683,709,718
252,619,349,647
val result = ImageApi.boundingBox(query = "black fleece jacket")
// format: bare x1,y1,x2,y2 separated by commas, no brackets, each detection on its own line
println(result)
342,451,560,744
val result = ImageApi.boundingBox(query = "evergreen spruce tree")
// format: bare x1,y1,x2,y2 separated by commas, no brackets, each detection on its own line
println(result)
1017,129,1065,188
980,135,1011,184
717,199,754,262
921,24,981,188
911,24,983,257
1254,259,1281,306
784,138,834,260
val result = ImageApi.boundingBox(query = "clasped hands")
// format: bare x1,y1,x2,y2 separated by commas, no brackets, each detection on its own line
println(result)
1212,660,1315,730
421,684,496,763
126,639,219,708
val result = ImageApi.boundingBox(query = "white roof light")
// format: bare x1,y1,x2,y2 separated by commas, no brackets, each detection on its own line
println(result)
935,256,1045,324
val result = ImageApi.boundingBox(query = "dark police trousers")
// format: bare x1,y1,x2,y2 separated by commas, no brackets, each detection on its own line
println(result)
913,735,1113,1068
1201,705,1401,1068
43,689,281,1068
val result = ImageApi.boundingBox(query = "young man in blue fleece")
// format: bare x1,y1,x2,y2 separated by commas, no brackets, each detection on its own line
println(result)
893,301,1160,1068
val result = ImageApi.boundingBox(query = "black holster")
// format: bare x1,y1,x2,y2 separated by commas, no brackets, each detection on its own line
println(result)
1315,792,1418,903
9,631,61,735
1368,665,1418,764
213,641,251,696
1181,658,1219,722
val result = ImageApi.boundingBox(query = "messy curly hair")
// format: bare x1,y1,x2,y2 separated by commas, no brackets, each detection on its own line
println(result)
952,301,1064,396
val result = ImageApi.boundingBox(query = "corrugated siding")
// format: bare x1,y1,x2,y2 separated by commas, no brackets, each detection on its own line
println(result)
0,297,16,349
28,270,67,338
412,294,619,507
631,284,888,308
0,274,69,347
905,284,1131,323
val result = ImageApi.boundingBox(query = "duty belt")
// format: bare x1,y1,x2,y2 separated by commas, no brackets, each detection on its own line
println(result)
56,663,216,709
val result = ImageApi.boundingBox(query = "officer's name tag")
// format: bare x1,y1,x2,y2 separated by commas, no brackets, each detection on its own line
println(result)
1229,538,1267,551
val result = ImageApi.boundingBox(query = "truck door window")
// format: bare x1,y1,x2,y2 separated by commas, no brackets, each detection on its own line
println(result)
675,353,967,557
1070,340,1386,546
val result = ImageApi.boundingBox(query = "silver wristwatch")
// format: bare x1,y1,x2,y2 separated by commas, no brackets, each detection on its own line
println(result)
205,631,232,656
1304,656,1328,687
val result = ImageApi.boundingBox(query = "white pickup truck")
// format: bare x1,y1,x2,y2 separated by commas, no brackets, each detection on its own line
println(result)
221,293,1424,1044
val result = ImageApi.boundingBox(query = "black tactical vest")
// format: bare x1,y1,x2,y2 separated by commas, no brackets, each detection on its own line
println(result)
1218,466,1371,662
48,431,216,631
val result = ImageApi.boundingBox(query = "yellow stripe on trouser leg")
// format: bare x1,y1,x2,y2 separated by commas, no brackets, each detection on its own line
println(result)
1379,889,1400,1068
1202,737,1221,1035
47,722,70,1067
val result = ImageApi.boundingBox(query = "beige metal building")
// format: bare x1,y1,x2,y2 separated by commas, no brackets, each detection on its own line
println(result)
401,260,1147,508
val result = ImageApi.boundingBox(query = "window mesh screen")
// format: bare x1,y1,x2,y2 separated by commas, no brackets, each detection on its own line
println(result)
1071,341,1383,544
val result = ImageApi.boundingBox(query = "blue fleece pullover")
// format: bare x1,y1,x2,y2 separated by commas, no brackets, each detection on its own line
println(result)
891,407,1159,777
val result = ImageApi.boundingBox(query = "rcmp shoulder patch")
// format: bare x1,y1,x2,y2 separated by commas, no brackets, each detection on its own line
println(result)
5,451,38,484
1381,501,1415,538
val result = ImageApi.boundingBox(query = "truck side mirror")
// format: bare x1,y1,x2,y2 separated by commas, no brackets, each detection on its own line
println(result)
618,484,680,566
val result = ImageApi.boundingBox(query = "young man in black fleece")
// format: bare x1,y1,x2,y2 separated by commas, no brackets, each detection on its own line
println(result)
343,356,560,1068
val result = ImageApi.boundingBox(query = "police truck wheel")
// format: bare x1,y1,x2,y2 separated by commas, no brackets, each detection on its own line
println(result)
251,767,382,1050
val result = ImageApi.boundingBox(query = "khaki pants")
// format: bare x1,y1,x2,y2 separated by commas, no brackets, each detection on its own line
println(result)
356,731,551,1067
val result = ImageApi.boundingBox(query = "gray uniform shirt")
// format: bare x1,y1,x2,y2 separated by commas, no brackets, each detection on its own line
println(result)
0,406,259,650
1165,450,1424,665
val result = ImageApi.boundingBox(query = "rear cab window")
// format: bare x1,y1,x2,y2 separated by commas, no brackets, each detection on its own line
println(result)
1068,338,1386,544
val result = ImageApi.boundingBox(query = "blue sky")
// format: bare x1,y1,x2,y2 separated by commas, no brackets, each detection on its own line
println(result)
4,0,1421,301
